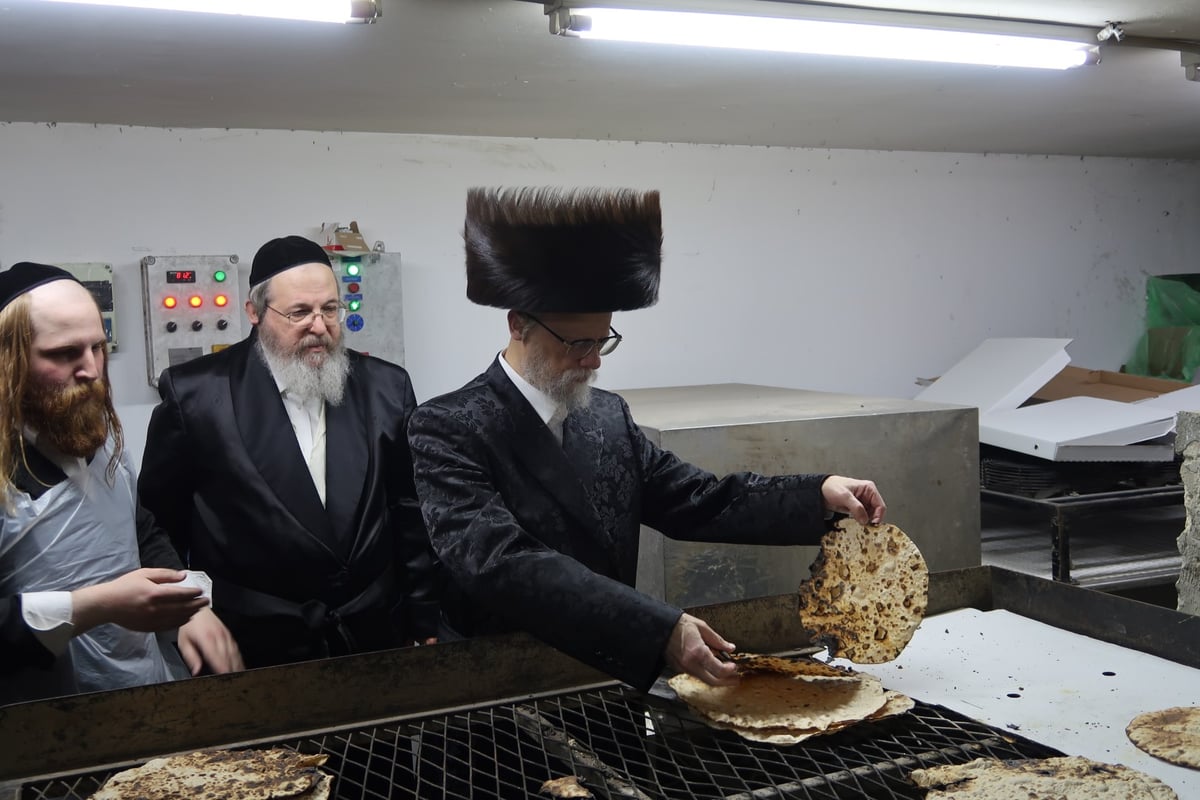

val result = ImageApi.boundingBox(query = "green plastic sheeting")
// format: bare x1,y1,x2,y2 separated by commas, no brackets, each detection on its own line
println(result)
1127,274,1200,382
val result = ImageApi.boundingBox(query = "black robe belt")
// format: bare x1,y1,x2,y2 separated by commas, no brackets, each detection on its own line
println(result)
214,565,395,659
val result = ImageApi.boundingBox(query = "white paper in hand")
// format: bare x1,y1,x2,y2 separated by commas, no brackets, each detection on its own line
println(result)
178,570,213,606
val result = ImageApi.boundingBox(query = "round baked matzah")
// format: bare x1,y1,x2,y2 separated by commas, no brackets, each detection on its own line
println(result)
698,689,914,745
729,653,858,680
89,748,332,800
667,670,887,731
909,756,1178,799
798,518,928,664
1127,706,1200,769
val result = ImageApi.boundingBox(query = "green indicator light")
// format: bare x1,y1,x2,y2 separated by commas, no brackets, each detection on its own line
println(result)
348,299,362,312
213,270,227,282
345,263,361,277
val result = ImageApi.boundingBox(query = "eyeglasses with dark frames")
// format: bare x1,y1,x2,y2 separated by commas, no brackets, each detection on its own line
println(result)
525,314,622,359
266,302,347,326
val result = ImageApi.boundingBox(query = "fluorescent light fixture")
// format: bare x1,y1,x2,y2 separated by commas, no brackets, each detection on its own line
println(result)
552,7,1100,70
41,0,381,23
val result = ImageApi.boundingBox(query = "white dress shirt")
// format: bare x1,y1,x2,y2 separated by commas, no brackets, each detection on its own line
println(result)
273,377,329,507
500,350,566,443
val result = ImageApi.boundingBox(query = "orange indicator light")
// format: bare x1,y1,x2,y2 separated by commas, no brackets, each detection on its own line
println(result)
163,296,178,309
188,295,203,308
214,294,229,307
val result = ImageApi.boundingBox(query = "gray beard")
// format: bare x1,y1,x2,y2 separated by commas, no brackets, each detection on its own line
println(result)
255,335,350,406
523,345,596,413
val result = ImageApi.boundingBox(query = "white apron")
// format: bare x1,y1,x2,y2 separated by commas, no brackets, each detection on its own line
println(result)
0,441,177,703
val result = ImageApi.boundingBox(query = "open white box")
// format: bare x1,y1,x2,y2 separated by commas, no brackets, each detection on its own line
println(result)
915,338,1200,461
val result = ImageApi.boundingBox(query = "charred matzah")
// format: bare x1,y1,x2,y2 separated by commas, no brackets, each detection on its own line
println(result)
89,748,332,800
798,519,928,664
910,756,1178,799
1127,706,1200,770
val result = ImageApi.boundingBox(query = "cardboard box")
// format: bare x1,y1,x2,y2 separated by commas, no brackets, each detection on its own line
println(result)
319,221,371,253
334,221,370,253
914,338,1071,416
980,396,1175,461
1032,366,1188,404
915,338,1179,462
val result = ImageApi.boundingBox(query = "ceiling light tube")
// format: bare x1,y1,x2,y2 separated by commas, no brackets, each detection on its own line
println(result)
551,6,1100,70
41,0,381,23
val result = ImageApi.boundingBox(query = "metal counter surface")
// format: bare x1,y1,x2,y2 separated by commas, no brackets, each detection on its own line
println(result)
2,568,1197,792
831,607,1200,795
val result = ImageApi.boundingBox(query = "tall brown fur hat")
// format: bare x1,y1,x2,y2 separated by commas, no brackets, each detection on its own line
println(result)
464,187,662,312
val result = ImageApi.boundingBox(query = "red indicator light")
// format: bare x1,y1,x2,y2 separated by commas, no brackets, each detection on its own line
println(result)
163,296,178,309
214,294,229,307
188,295,203,308
348,282,360,293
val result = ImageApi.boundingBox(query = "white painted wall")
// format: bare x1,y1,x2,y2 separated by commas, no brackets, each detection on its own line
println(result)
2,122,1197,411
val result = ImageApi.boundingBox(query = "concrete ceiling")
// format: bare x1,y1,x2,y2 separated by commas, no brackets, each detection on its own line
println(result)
1,0,1198,158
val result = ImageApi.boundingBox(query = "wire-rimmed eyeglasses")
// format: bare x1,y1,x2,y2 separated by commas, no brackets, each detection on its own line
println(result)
525,314,622,359
266,302,347,326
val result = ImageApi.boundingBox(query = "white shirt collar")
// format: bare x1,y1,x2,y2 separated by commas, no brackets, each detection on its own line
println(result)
498,350,562,428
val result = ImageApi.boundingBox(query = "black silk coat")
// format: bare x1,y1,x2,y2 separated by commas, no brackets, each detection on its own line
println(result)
408,358,831,691
138,335,440,668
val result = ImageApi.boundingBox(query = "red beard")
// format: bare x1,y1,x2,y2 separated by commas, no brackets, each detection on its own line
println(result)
23,379,110,458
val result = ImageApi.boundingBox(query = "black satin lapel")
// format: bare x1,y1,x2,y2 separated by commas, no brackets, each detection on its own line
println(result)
484,362,606,541
232,339,333,541
323,360,368,556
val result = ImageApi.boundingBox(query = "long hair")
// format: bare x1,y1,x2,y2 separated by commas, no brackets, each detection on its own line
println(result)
0,294,124,507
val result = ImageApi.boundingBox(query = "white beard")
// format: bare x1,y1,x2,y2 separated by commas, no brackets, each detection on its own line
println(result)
523,344,596,412
255,334,350,406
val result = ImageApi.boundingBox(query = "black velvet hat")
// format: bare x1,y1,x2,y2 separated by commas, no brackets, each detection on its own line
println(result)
250,235,332,287
464,187,662,312
0,262,81,311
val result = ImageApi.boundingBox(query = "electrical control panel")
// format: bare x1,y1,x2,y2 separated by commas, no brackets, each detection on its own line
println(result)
140,254,242,386
331,251,404,365
60,262,117,352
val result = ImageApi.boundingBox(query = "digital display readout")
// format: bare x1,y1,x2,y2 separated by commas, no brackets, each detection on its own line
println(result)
166,270,196,284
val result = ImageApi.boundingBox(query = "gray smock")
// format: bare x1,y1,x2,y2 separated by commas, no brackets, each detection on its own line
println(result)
0,440,177,703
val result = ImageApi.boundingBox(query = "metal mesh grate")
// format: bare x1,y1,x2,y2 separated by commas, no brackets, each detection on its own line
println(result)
22,689,1063,800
